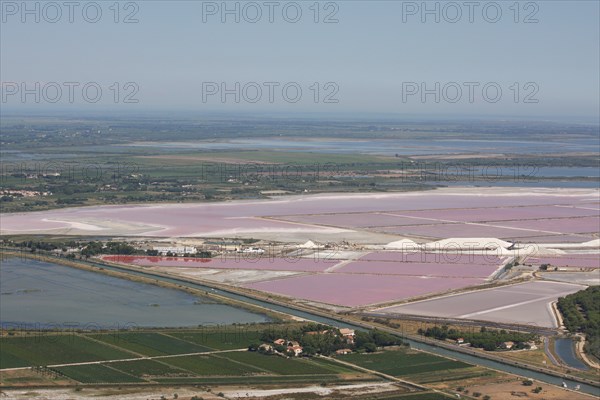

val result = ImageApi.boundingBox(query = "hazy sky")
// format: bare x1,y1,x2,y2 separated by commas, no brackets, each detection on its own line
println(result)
1,0,599,121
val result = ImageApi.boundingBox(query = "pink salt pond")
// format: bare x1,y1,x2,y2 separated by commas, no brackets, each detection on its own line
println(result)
101,255,338,273
338,260,500,278
244,274,484,307
1,189,597,241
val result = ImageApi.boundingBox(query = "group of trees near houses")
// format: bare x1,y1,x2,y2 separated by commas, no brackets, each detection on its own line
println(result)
3,239,213,260
10,240,78,252
256,323,404,356
81,241,139,256
418,325,537,352
146,249,212,258
557,286,600,360
5,239,140,257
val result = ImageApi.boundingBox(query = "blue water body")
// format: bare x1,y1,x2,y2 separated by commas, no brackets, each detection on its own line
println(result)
0,257,269,329
555,338,589,371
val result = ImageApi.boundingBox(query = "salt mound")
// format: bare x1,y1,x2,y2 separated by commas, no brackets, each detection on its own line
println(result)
582,239,600,247
297,240,323,249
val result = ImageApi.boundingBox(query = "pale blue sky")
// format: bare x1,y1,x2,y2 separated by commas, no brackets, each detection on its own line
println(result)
1,0,599,121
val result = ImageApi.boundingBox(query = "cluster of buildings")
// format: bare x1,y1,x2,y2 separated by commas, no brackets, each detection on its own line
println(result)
240,247,265,254
275,339,304,356
152,246,198,256
153,245,267,256
258,328,356,358
304,327,355,343
499,340,537,350
335,328,356,355
258,339,303,357
455,338,537,351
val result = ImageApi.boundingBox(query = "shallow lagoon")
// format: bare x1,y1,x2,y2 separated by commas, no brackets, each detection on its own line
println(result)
0,257,270,329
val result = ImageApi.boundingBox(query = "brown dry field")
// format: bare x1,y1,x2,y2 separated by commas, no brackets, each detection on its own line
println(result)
0,369,72,387
430,373,595,400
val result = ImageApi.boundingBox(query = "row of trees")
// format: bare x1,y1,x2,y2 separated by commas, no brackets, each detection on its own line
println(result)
557,286,600,360
12,240,60,251
4,239,212,259
419,326,537,351
8,239,138,255
146,249,212,258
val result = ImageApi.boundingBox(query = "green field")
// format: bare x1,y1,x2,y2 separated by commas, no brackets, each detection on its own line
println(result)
0,351,28,370
222,351,352,375
0,327,473,390
133,150,388,166
90,332,212,356
0,335,134,368
161,353,261,376
149,374,344,385
54,364,145,384
108,359,188,378
336,349,472,377
0,330,372,386
169,329,263,350
40,349,364,384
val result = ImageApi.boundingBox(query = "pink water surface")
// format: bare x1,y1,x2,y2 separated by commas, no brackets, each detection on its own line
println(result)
2,191,595,236
376,224,549,239
392,205,599,222
277,213,453,228
497,216,600,234
512,235,596,243
244,274,484,307
101,255,338,272
359,252,503,264
338,260,499,278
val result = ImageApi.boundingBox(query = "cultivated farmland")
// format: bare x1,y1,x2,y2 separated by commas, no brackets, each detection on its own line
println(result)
89,332,213,356
336,348,472,377
0,335,134,368
53,364,145,384
0,326,377,386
